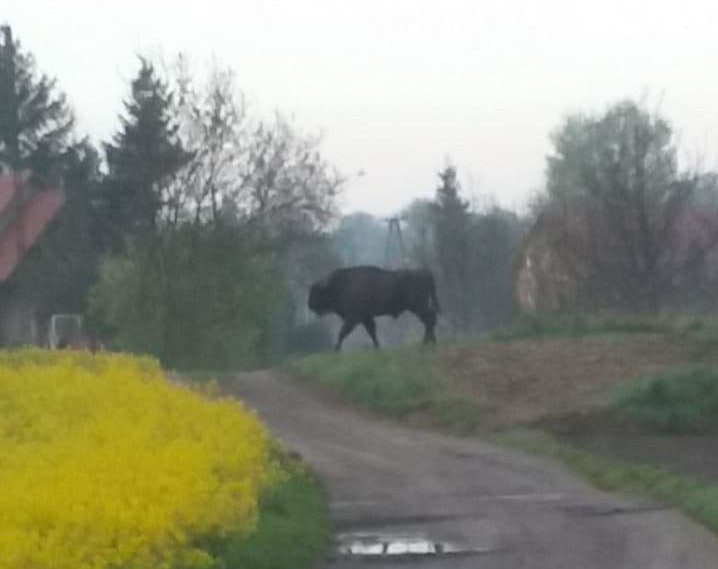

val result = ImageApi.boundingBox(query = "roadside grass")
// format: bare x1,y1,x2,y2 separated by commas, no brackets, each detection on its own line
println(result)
176,371,332,569
214,456,331,569
289,348,483,433
610,367,718,433
495,429,718,535
488,312,711,343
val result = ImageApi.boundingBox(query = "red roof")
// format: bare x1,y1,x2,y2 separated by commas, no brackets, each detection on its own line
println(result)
0,173,64,281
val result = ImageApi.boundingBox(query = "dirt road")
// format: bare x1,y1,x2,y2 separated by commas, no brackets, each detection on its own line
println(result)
229,371,718,568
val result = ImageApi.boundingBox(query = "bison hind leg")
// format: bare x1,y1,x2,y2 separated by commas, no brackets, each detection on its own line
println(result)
413,307,437,345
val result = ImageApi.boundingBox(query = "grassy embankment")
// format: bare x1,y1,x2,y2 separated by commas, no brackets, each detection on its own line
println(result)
218,455,331,569
292,347,483,433
288,313,718,535
611,367,718,433
487,311,718,343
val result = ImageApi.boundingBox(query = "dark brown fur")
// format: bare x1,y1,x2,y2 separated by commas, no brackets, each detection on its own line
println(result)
308,265,439,351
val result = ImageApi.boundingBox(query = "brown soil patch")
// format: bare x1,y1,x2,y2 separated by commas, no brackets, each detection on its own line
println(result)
438,336,708,428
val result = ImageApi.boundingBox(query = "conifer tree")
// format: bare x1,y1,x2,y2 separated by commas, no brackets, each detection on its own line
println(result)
0,25,74,178
432,166,474,330
104,58,189,243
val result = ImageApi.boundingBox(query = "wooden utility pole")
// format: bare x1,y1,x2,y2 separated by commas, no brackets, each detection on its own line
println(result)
384,216,406,268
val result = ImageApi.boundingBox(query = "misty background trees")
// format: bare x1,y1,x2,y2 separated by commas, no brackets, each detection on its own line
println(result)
3,23,718,367
517,101,718,313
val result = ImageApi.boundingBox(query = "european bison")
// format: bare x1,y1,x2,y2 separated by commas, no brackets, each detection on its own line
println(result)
308,265,440,351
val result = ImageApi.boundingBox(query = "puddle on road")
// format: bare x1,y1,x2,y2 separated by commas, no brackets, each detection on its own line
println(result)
337,532,487,558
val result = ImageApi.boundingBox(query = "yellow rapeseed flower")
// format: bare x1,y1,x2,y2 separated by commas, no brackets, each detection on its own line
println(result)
0,349,275,569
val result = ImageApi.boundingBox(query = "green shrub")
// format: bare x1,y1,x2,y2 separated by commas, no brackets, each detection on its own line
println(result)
294,349,436,416
90,228,284,370
612,367,718,432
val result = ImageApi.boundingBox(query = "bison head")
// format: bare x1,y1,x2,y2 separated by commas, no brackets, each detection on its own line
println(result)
308,277,332,315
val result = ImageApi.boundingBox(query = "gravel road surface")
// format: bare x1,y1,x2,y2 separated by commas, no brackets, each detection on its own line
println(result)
229,371,718,568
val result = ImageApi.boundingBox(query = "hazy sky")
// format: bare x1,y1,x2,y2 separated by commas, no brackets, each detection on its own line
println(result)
5,0,718,215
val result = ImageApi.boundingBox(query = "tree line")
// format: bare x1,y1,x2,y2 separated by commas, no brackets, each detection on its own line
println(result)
0,26,341,366
2,23,717,364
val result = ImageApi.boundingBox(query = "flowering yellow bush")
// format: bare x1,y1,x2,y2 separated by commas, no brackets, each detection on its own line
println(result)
0,349,275,569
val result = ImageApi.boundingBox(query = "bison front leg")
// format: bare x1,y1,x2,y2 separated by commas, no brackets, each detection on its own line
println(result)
335,320,357,352
363,318,380,349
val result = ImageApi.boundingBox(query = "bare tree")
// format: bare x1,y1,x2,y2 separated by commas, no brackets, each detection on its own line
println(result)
544,100,718,311
162,58,341,244
240,114,342,241
163,60,245,228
